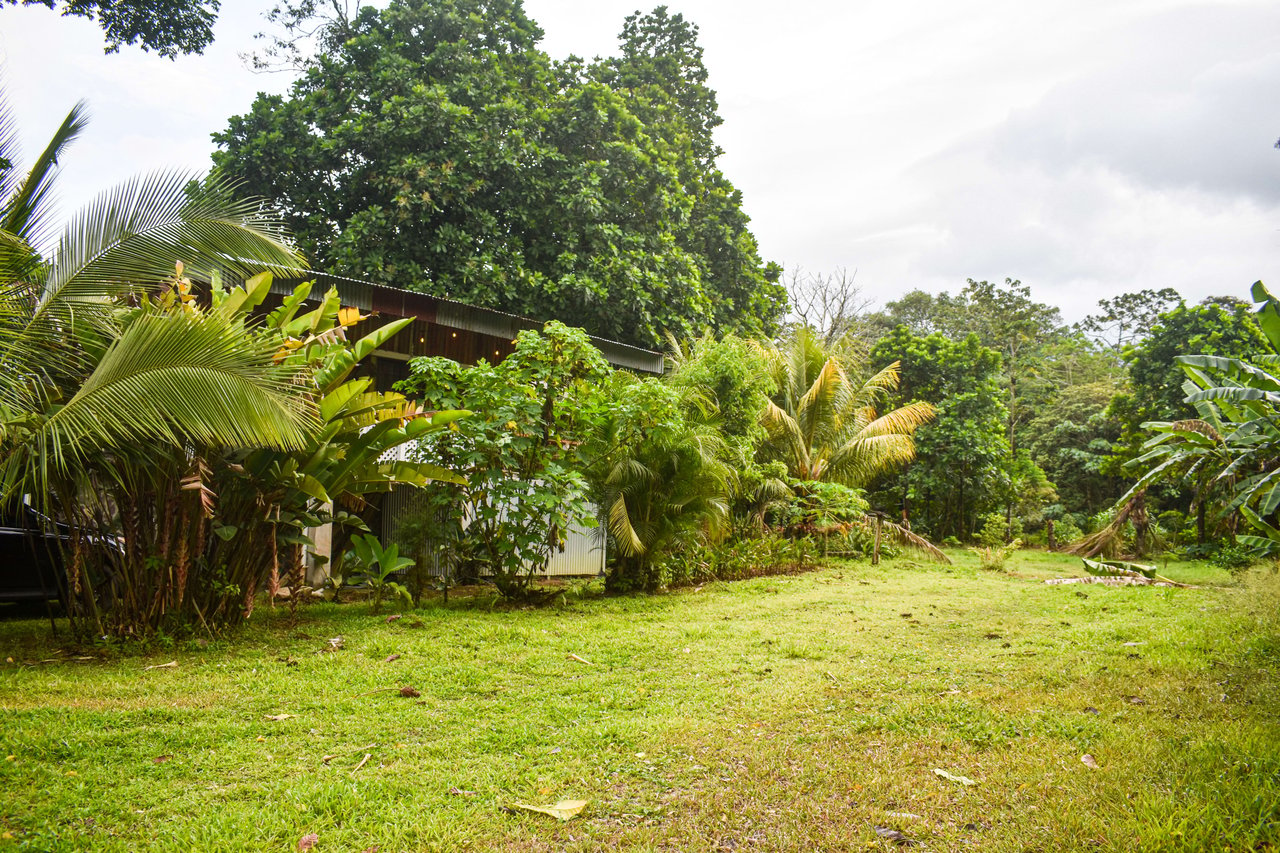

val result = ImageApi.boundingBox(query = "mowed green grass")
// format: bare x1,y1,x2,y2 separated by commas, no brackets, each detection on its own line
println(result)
1,551,1277,852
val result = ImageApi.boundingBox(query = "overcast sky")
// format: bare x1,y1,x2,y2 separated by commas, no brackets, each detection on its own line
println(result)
1,0,1277,322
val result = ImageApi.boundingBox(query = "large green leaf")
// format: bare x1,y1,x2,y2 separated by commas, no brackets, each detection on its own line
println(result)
39,310,314,466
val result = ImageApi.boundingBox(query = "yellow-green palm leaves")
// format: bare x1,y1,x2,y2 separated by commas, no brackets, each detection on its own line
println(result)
759,329,935,487
0,92,310,494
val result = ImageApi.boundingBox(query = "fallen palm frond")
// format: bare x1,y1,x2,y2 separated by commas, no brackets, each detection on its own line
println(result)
1081,557,1185,586
859,515,951,564
1044,576,1195,588
1063,489,1158,559
1082,557,1157,579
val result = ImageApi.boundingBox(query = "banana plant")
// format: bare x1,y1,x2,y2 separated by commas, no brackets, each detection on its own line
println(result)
198,274,469,619
1125,281,1280,557
344,533,415,611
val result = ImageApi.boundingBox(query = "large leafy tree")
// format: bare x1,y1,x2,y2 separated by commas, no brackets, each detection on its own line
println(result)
3,0,220,57
1077,288,1181,353
213,0,782,349
868,328,1009,540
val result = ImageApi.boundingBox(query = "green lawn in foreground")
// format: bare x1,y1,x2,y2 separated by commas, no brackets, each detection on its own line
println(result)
1,550,1277,852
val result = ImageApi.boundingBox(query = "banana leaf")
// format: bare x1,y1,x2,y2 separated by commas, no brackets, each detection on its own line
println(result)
1082,558,1157,579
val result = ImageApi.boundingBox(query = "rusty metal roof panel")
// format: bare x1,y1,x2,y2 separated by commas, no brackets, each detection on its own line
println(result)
281,272,665,375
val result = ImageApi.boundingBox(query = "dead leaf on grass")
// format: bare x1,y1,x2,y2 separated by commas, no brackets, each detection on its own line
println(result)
1081,754,1099,769
297,832,319,851
449,786,476,796
873,825,915,846
1125,696,1147,705
152,755,172,764
264,713,297,721
384,654,401,663
508,800,588,821
399,686,420,698
385,615,402,623
933,768,978,786
566,653,593,665
143,661,178,671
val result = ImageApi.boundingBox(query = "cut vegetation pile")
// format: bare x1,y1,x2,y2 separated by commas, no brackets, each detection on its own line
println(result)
1,551,1277,852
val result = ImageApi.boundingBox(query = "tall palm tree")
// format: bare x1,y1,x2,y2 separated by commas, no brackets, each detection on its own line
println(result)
758,328,935,488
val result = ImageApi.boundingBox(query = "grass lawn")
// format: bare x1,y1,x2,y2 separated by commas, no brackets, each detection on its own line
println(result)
1,550,1278,852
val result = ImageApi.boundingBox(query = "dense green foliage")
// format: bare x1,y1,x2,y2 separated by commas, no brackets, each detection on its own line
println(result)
212,0,783,349
397,322,607,599
1127,282,1280,556
1108,301,1265,465
850,276,1270,554
868,328,1009,540
0,97,463,637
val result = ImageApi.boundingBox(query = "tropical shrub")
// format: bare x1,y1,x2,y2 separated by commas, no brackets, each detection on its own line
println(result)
643,532,818,589
587,371,733,593
0,93,465,637
344,534,415,611
398,322,609,599
970,539,1022,571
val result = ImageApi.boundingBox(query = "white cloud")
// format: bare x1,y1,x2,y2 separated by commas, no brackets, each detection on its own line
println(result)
1,0,1276,320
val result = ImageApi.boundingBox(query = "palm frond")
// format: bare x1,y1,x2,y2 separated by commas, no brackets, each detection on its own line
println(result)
38,311,315,467
761,399,810,478
855,400,937,438
860,516,950,563
1,101,88,244
35,170,305,328
825,433,918,487
606,493,645,556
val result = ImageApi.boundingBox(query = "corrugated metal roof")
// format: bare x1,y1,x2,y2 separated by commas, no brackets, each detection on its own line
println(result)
272,272,665,375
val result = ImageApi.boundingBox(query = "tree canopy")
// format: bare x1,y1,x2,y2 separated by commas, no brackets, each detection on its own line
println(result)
213,0,783,349
4,0,220,57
